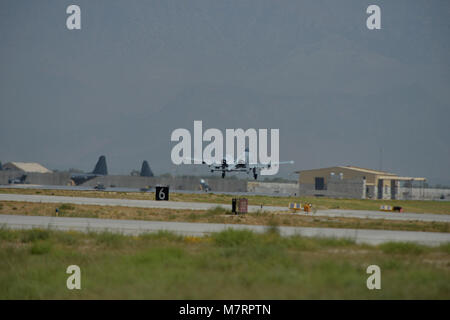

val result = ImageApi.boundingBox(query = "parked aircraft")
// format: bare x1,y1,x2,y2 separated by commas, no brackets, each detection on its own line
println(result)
8,174,27,184
70,155,108,185
140,160,154,177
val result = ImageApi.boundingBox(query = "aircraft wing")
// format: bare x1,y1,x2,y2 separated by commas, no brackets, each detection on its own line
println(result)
183,157,222,166
249,160,294,168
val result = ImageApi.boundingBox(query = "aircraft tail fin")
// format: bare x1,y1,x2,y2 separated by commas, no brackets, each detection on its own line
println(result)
140,160,154,177
92,155,108,175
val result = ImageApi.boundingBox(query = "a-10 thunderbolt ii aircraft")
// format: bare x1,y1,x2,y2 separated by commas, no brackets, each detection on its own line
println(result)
187,148,294,180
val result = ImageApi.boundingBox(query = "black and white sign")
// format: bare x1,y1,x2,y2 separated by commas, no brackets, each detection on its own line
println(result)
155,186,169,201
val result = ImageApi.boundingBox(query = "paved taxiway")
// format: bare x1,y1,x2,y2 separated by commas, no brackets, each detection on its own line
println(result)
0,214,448,246
0,193,449,223
0,184,296,197
0,193,285,212
303,209,450,223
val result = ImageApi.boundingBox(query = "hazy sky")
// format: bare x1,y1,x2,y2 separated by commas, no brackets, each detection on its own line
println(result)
1,1,449,184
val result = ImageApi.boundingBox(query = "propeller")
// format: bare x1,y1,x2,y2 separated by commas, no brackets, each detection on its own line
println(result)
221,159,228,169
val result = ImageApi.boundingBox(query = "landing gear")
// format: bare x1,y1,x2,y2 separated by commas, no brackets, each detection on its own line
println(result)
221,159,228,179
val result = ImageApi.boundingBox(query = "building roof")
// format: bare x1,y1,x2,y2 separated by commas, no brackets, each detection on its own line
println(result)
294,165,426,181
337,166,396,176
295,165,395,176
377,175,426,181
3,162,52,173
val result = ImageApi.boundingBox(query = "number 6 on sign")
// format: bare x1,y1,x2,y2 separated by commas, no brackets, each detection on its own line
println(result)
156,186,169,201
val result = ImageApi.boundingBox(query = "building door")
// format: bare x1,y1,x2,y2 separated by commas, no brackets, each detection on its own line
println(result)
390,180,397,200
315,177,325,190
377,179,383,199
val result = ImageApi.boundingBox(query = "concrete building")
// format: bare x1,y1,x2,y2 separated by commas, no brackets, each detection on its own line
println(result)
2,162,52,173
295,166,426,200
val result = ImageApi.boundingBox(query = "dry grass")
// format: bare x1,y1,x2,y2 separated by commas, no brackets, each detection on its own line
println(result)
1,187,449,215
0,201,448,233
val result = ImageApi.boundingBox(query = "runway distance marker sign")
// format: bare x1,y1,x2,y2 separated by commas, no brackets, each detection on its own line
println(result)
156,186,169,201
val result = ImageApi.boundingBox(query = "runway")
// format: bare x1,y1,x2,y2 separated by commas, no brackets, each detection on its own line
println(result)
1,214,448,246
0,193,449,223
0,193,285,212
0,184,295,197
301,209,450,223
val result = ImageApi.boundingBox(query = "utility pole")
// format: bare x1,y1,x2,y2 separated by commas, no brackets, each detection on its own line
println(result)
379,147,383,171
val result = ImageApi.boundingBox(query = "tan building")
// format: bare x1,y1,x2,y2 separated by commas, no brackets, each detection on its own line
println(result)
2,162,52,174
295,166,425,199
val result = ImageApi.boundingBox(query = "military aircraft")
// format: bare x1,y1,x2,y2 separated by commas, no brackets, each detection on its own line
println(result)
186,148,294,179
8,174,27,184
70,155,108,185
140,160,154,177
